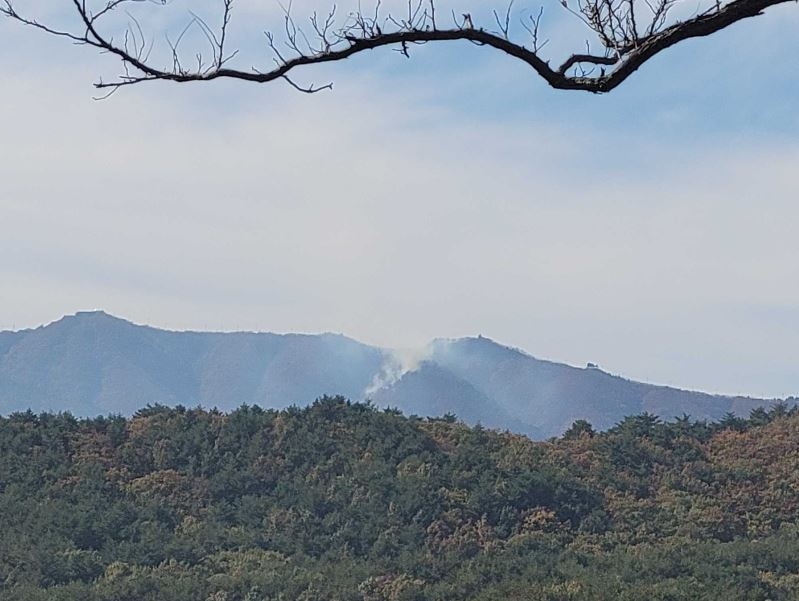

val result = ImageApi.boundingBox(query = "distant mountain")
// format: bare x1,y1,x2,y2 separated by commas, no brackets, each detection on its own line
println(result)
0,312,384,417
0,311,790,437
422,336,779,435
369,361,543,438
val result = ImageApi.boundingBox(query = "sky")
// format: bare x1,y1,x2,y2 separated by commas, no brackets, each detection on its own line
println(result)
0,0,797,398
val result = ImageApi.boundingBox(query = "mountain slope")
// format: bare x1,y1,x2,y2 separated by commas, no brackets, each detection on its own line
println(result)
0,312,789,437
418,336,771,435
0,311,384,416
369,361,544,438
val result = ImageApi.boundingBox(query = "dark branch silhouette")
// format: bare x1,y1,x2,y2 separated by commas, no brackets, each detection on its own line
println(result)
1,0,792,95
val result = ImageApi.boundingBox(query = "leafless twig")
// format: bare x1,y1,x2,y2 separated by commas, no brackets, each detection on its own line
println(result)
1,0,792,96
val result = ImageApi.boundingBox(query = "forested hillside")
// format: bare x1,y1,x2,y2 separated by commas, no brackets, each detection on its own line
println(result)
2,398,799,600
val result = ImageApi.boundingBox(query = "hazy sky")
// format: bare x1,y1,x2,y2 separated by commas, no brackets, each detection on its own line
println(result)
1,1,797,398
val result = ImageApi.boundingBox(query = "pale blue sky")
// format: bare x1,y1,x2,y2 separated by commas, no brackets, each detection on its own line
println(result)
1,0,797,398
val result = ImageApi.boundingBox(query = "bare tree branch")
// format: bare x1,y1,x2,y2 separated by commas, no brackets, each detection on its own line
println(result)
1,0,792,95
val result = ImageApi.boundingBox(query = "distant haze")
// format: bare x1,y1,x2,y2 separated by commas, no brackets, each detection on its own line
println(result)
0,312,791,438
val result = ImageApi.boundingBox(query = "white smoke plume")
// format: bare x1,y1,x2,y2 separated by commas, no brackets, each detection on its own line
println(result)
364,344,435,397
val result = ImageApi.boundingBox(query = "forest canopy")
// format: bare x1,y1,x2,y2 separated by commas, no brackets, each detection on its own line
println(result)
2,398,799,600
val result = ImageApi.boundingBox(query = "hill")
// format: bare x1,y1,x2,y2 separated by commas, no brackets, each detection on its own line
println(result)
0,312,789,437
2,399,799,600
0,311,384,416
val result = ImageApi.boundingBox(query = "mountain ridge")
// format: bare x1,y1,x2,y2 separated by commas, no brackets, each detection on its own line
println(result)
0,311,791,438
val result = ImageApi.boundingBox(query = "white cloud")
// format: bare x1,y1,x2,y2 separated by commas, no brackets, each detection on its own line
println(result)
1,8,797,399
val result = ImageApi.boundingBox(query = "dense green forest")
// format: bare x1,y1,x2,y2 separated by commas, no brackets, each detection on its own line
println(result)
2,398,799,600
